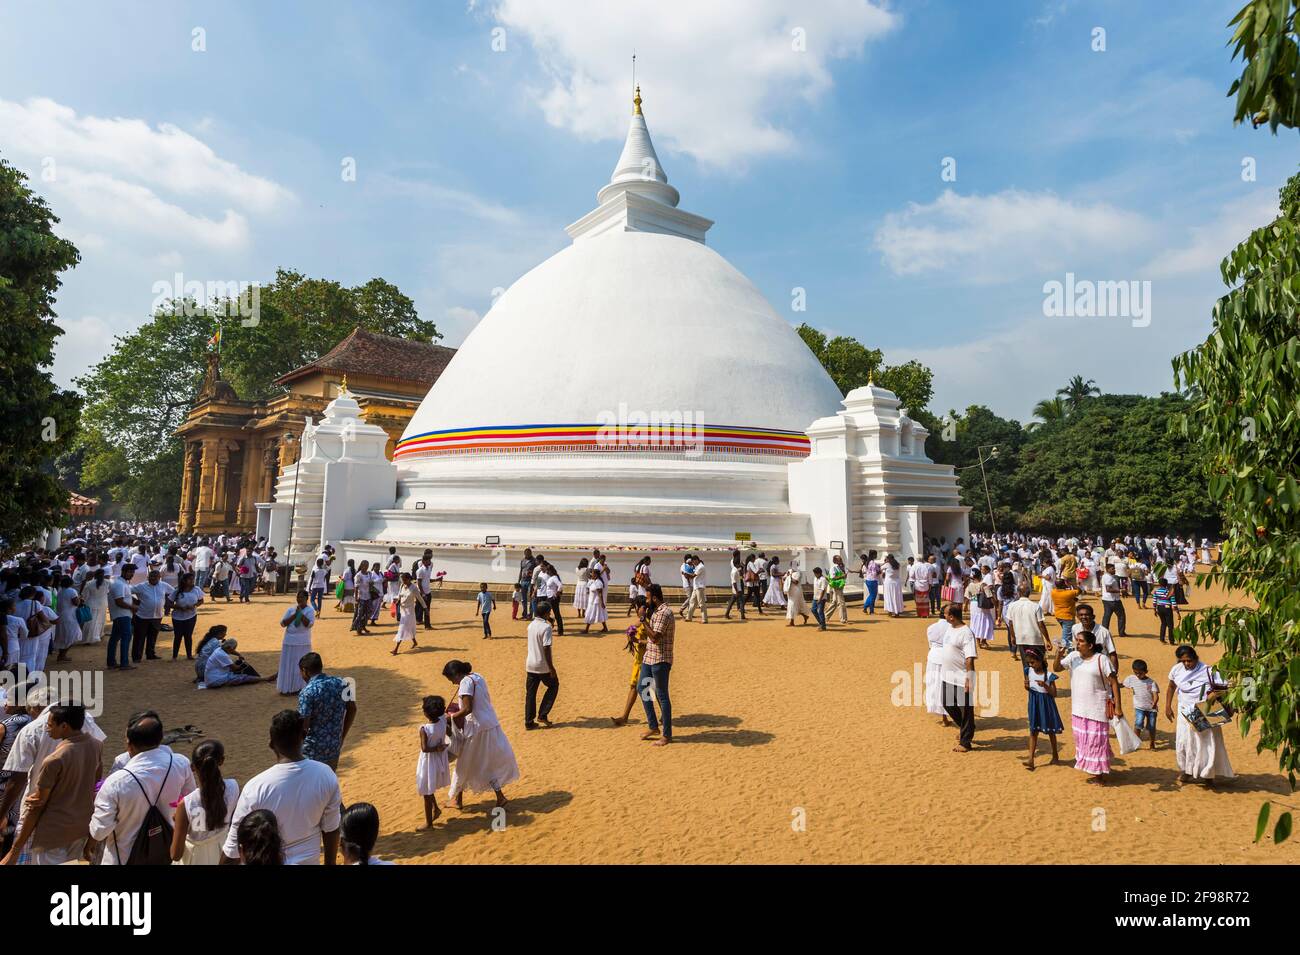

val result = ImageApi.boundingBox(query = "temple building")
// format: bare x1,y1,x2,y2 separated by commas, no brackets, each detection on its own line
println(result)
175,327,455,536
259,89,969,582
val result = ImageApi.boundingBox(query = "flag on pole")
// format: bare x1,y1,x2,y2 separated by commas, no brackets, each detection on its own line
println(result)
207,322,223,351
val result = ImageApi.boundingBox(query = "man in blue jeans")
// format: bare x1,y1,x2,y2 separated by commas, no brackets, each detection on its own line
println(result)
639,585,674,746
106,564,137,670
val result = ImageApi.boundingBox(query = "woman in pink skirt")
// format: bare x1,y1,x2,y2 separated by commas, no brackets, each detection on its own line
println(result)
1053,629,1122,784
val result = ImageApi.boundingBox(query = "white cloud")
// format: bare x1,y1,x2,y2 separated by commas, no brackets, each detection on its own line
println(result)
873,188,1155,284
1144,191,1280,278
57,170,249,249
369,173,522,225
489,0,898,168
0,97,290,211
0,97,290,253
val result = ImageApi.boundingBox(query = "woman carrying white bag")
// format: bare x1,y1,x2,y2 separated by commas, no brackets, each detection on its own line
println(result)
1166,645,1236,785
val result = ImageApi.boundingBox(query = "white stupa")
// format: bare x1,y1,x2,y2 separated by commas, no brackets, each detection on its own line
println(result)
273,89,969,585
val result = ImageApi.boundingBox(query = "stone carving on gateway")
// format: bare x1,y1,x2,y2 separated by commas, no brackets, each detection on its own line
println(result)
270,88,969,585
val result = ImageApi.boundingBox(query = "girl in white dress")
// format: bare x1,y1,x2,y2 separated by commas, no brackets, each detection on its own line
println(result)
79,570,109,645
882,556,905,617
172,740,239,865
417,695,451,827
392,572,425,655
584,569,608,632
442,661,519,809
764,558,787,607
275,590,315,694
573,558,589,617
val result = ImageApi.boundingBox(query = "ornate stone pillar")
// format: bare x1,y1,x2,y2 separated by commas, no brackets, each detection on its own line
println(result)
196,438,221,532
262,440,282,502
177,442,194,532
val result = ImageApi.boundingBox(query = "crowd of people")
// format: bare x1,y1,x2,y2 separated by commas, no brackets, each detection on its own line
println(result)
0,519,1236,863
913,531,1234,789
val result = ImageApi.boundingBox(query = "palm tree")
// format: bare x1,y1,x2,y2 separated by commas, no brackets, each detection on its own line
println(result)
1027,396,1067,431
1055,375,1100,414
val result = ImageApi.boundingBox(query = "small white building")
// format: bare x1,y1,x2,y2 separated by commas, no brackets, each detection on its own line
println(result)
262,90,968,586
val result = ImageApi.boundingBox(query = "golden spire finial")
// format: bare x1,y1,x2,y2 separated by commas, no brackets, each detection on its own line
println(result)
340,373,349,393
633,85,642,115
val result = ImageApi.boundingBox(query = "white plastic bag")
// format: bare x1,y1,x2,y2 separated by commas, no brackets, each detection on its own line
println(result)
1111,716,1141,755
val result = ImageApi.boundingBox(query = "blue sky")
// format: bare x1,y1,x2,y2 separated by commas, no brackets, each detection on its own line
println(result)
2,0,1294,421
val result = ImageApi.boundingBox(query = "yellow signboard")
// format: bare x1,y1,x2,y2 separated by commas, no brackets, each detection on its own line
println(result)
734,532,752,541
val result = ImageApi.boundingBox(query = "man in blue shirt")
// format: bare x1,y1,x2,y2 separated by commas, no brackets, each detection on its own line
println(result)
297,653,357,770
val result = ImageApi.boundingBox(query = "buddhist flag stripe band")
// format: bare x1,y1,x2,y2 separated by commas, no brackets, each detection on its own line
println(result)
394,423,811,458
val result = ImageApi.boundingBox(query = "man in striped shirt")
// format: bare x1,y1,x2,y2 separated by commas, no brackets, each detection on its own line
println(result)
640,585,675,746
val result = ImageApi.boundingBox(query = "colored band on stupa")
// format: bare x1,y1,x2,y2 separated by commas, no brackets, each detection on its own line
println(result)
394,422,812,459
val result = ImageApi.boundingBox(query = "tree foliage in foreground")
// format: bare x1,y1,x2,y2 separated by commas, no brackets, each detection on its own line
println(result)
74,269,438,520
1227,0,1300,131
1173,170,1300,788
0,157,82,544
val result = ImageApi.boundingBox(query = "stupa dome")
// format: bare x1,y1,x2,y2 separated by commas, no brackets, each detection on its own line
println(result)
397,89,841,463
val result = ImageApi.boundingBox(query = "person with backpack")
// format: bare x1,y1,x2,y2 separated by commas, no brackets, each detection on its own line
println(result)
88,710,193,864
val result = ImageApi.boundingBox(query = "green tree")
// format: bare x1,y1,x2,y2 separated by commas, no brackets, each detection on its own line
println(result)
75,269,438,520
1227,0,1300,131
1172,167,1300,793
1055,375,1101,415
924,405,1027,530
1027,396,1067,432
796,324,934,412
0,157,82,543
1014,394,1219,536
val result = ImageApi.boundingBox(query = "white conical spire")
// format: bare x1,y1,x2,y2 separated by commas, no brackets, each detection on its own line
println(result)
596,87,680,208
567,86,712,244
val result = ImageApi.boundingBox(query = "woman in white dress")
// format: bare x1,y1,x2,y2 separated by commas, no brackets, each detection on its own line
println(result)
384,550,402,608
1166,646,1235,784
1037,557,1057,616
964,567,994,647
583,569,608,633
171,739,239,865
79,568,110,645
924,616,950,723
52,576,81,663
882,556,905,617
275,590,315,694
763,558,787,607
392,572,425,655
442,661,519,809
784,566,809,626
572,558,590,618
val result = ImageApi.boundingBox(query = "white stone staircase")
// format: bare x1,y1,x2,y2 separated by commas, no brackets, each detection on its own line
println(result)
275,460,326,565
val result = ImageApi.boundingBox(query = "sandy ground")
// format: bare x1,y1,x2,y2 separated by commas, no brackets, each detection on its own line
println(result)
75,577,1297,865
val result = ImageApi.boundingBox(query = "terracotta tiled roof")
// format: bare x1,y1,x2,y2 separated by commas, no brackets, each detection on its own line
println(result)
275,327,456,387
68,492,99,507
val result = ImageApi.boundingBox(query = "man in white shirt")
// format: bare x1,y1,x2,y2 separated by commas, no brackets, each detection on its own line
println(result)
1099,565,1127,636
222,710,341,865
1074,604,1119,670
544,566,565,636
939,604,978,751
190,541,215,589
88,710,192,865
415,554,434,631
130,568,172,663
524,601,558,730
1005,584,1049,663
679,556,708,622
